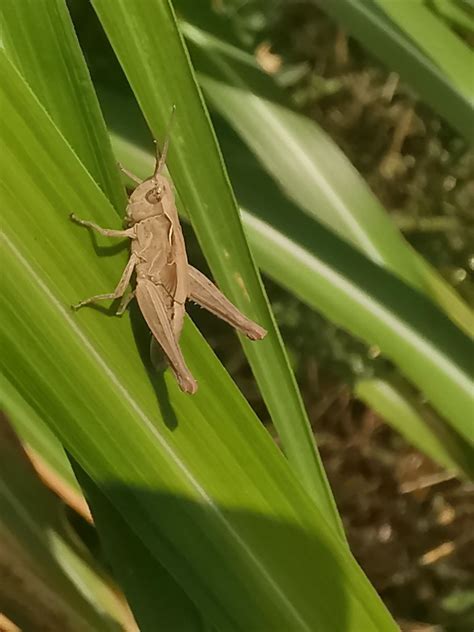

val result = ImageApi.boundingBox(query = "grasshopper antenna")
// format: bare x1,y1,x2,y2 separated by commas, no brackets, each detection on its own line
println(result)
154,105,176,176
118,162,142,185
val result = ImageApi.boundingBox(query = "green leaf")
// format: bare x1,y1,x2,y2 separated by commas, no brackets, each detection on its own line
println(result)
431,0,474,32
90,0,343,531
242,206,473,447
354,376,474,478
1,52,396,631
0,0,126,211
372,0,474,99
2,376,80,494
73,464,204,632
4,378,201,629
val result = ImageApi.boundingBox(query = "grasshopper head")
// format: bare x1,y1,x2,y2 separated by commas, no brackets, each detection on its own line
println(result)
125,174,169,226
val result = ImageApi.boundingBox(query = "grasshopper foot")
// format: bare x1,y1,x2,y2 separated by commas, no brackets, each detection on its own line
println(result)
71,300,86,311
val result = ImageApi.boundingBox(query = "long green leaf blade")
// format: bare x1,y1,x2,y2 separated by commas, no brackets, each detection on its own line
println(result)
3,380,202,628
242,210,473,446
73,464,204,632
2,377,80,493
354,377,474,477
90,0,343,529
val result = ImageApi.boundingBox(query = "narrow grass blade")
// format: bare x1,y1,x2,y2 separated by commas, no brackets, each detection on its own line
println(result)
431,0,474,31
1,376,80,495
242,210,473,447
355,377,474,478
3,380,202,628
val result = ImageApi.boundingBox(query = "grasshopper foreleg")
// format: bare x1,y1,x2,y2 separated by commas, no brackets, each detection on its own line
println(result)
70,213,135,239
118,163,142,186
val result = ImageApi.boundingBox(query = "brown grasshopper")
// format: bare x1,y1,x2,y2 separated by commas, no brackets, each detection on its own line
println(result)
71,123,266,394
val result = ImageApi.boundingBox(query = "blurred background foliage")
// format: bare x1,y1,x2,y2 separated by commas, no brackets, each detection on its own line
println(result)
2,0,473,630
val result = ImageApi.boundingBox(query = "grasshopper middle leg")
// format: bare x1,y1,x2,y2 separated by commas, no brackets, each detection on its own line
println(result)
72,255,137,311
116,289,136,315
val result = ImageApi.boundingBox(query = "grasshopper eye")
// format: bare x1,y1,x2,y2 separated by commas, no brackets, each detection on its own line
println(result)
145,186,163,204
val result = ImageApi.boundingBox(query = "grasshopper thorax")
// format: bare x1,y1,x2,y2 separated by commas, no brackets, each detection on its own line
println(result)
126,174,169,225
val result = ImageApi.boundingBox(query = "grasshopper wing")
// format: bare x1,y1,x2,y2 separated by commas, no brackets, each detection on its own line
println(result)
136,280,197,394
162,190,189,340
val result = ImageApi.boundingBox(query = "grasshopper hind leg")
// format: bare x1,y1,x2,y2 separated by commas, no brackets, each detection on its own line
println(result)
187,265,267,341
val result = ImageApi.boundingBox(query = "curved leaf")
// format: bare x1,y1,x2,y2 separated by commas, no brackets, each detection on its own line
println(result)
73,465,204,632
242,210,473,446
354,377,474,477
2,376,80,494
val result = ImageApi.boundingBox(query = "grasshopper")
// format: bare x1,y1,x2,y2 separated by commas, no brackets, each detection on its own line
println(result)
71,120,266,394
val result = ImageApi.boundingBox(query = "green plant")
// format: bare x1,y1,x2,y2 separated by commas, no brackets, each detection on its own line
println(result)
1,0,472,629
